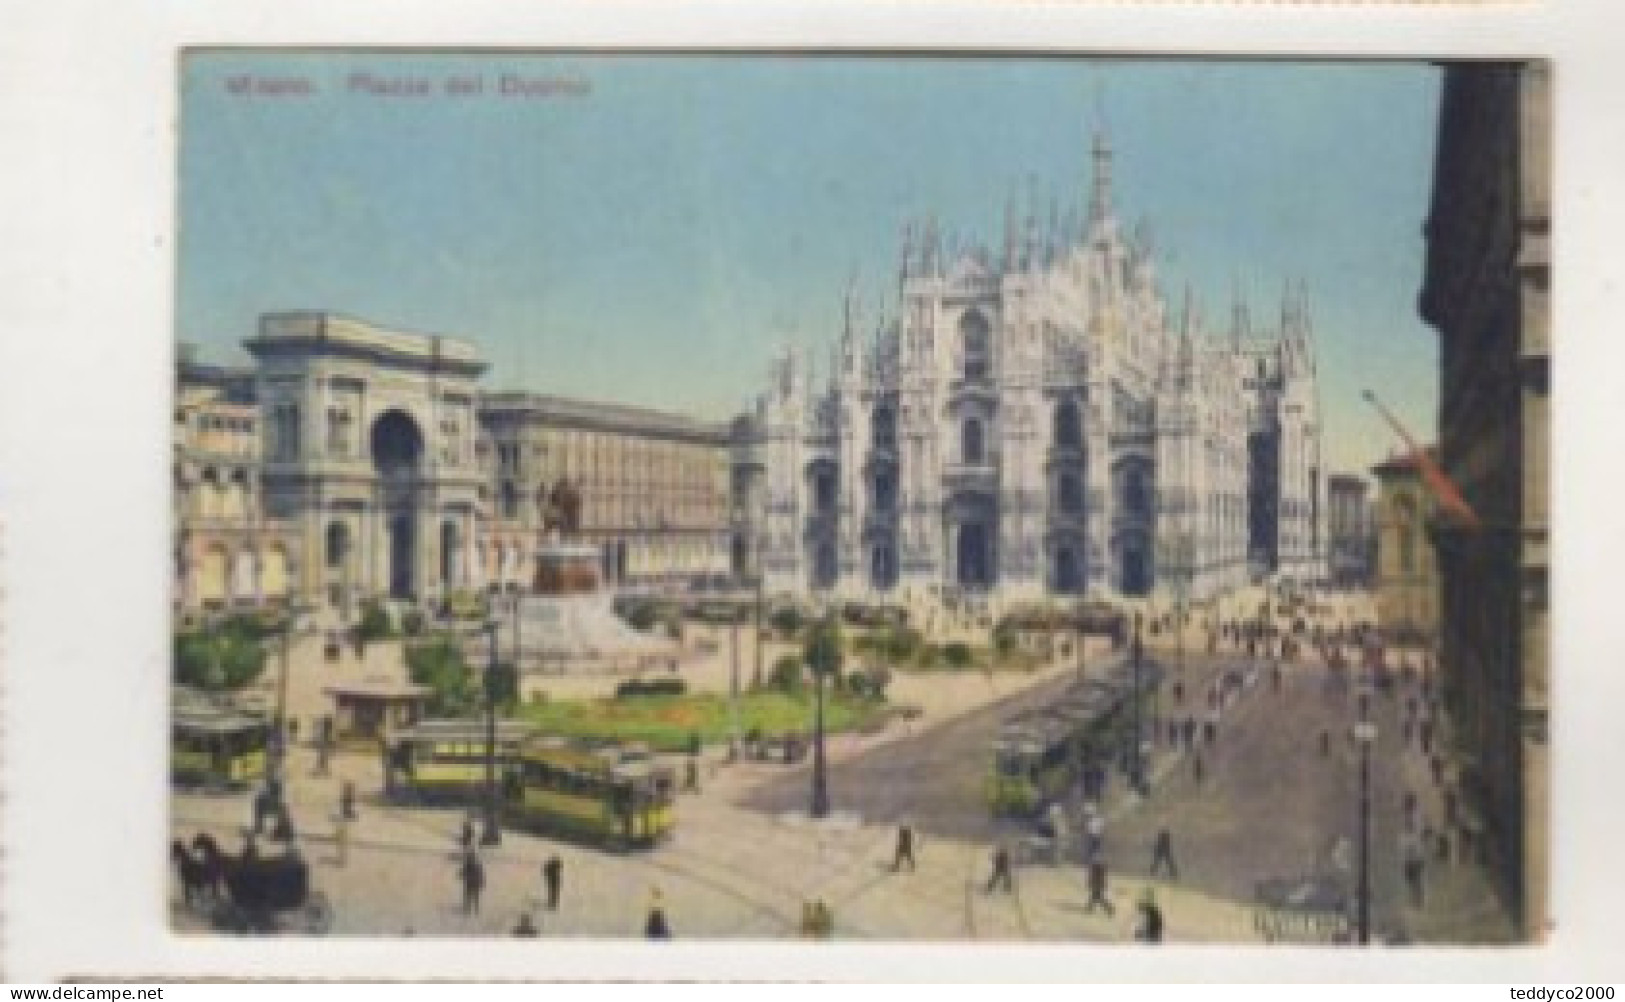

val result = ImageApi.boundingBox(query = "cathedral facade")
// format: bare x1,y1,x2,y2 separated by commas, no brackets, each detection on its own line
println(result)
751,133,1327,605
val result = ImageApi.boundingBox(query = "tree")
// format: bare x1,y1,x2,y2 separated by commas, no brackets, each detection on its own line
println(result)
803,619,844,684
768,654,805,695
174,616,269,690
357,600,395,642
943,641,974,669
769,606,805,638
406,634,475,716
992,622,1019,658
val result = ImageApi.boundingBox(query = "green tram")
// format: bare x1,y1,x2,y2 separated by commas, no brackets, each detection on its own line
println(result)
984,677,1142,817
384,719,540,804
172,688,271,790
506,736,677,849
384,721,676,850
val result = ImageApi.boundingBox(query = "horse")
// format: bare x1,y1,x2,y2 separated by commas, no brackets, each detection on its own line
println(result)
170,837,220,908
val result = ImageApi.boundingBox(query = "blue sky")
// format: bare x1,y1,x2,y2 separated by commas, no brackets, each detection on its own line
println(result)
179,52,1441,478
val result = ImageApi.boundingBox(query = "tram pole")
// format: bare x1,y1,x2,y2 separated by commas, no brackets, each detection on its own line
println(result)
482,619,502,846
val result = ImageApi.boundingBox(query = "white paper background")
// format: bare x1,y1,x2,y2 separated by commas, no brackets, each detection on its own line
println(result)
2,0,1622,983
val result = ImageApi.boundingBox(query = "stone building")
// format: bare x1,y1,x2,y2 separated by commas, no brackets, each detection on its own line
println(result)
1327,472,1375,588
174,313,734,615
1418,61,1550,939
751,130,1326,606
1370,451,1439,641
173,348,300,617
479,393,732,591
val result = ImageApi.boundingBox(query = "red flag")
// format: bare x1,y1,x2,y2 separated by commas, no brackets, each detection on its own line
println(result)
1363,390,1483,530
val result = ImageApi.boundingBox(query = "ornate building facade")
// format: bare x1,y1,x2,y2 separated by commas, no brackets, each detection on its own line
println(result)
1418,61,1550,939
174,313,733,615
750,132,1327,604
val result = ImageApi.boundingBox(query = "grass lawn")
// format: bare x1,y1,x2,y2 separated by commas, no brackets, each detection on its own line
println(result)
512,690,893,752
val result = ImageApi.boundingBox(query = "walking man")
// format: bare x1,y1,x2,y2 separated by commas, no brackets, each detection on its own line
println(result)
645,888,672,939
1135,892,1165,944
1084,858,1114,916
1084,807,1105,862
542,855,563,911
891,824,917,872
985,841,1014,895
1402,833,1426,907
459,850,485,916
1149,828,1178,879
341,780,357,822
332,813,350,867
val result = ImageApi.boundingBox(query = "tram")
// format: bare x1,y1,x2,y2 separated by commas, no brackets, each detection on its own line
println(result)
505,736,677,849
983,674,1149,817
171,688,270,790
383,719,539,804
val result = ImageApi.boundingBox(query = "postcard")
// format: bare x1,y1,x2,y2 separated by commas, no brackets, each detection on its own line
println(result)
157,50,1549,952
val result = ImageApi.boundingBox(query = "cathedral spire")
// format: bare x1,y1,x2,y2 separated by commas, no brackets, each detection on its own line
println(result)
1231,280,1250,352
1088,128,1115,230
898,219,915,288
1003,190,1019,273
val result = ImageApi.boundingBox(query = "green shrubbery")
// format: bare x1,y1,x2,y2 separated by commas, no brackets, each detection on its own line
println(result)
405,634,477,716
357,600,395,642
942,641,974,669
173,614,271,690
768,654,805,694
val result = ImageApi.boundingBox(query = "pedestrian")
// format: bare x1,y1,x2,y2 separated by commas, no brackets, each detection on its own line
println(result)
645,889,672,939
1084,859,1114,916
459,851,485,915
985,841,1014,895
1182,717,1197,749
542,854,563,911
1419,719,1434,756
1402,834,1426,907
251,788,272,836
1171,681,1184,704
1149,828,1178,879
1135,893,1165,944
513,912,539,937
332,814,349,867
1319,729,1331,757
1402,718,1414,748
1085,807,1105,862
1192,752,1204,786
341,780,357,821
683,757,700,793
1271,664,1282,693
1166,719,1180,747
891,824,916,872
459,813,476,851
1203,718,1217,746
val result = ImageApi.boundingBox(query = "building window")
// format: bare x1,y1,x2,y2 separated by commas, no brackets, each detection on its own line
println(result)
873,468,897,511
872,406,896,452
813,469,836,514
960,310,991,382
962,418,985,466
1054,399,1082,450
1058,472,1083,514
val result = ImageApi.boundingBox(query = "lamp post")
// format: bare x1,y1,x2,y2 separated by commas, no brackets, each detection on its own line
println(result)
805,616,841,819
481,619,502,846
729,599,742,757
1131,610,1145,794
1352,713,1377,945
752,573,764,690
268,602,312,809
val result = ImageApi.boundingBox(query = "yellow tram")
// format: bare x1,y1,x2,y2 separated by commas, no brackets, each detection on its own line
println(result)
505,736,676,849
172,688,270,789
384,719,539,803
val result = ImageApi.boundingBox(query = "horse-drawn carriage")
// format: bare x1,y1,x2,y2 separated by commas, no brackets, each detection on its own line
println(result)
172,833,333,935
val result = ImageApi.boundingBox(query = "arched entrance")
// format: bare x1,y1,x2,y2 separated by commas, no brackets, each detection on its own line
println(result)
956,523,993,588
1052,545,1081,593
371,409,424,600
812,542,838,590
1118,534,1151,596
870,543,896,591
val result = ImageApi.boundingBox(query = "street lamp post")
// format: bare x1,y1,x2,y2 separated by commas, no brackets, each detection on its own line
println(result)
805,616,841,819
1353,712,1377,945
729,600,742,757
481,620,503,846
1131,610,1145,794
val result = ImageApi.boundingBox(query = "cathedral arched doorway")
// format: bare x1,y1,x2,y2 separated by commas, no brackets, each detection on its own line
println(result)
870,543,896,591
1118,535,1151,597
956,523,993,589
1052,545,1081,593
812,543,838,591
